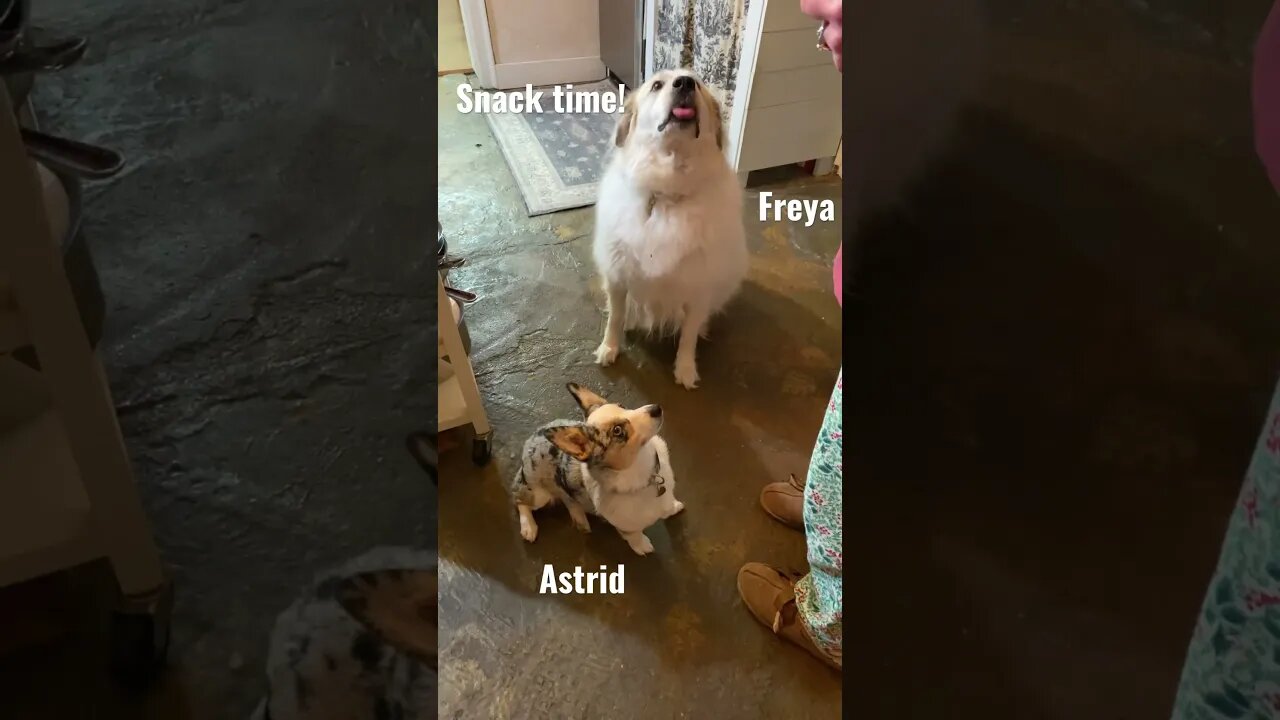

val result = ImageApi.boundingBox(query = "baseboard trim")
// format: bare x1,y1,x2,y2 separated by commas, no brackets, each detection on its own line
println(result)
492,56,606,90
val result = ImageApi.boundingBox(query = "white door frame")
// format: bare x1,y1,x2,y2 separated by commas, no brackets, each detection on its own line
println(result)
643,0,656,80
725,0,767,172
459,0,498,87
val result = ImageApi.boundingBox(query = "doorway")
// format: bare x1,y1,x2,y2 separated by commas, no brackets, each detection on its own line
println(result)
457,0,606,90
599,0,644,89
439,0,473,76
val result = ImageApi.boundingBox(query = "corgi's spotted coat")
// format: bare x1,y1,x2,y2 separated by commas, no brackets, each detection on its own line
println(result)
253,435,438,719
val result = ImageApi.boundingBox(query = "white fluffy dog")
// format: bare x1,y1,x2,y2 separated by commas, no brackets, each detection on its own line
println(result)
592,69,748,389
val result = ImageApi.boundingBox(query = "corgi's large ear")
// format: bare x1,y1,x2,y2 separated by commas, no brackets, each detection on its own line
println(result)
337,567,437,670
614,89,637,147
543,423,599,462
700,85,725,150
566,382,608,417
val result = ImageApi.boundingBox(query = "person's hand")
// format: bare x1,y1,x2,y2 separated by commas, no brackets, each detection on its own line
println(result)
800,0,842,71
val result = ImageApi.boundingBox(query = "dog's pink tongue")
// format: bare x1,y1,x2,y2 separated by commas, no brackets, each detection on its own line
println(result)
672,107,695,120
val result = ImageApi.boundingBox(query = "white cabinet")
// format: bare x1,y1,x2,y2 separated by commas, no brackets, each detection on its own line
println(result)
728,0,841,175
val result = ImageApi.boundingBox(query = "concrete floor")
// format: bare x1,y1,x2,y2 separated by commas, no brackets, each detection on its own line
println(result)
436,73,844,717
1,1,436,717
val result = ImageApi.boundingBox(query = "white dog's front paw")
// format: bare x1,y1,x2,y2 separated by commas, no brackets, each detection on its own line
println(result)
624,532,654,556
594,342,619,366
673,360,699,389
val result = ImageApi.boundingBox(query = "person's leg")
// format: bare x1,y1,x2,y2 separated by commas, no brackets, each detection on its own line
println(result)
738,371,842,669
794,371,843,664
1172,377,1280,718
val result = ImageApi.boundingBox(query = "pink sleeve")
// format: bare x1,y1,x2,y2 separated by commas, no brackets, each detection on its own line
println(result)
1257,0,1280,190
833,243,842,307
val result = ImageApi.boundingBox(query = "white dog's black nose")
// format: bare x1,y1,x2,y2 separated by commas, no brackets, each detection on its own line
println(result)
672,76,693,92
647,405,663,418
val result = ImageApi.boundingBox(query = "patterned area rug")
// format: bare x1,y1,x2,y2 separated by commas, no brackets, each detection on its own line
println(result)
482,78,621,216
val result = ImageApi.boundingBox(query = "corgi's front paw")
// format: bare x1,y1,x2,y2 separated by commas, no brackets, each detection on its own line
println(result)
569,506,592,533
519,517,538,543
673,359,699,389
594,342,619,366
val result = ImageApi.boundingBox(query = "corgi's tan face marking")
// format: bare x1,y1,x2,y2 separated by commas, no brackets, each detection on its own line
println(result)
560,383,663,470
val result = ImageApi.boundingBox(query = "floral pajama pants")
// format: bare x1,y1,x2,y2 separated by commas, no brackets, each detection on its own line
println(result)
794,371,843,665
1172,377,1280,718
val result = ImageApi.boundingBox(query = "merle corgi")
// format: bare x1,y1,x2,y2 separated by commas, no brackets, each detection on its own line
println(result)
511,383,682,555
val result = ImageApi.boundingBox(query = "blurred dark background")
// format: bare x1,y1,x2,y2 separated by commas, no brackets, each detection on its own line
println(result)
848,0,1280,717
0,1,436,717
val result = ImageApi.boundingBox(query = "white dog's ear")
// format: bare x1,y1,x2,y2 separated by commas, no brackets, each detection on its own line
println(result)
543,423,599,462
566,382,608,417
614,90,637,147
700,85,725,150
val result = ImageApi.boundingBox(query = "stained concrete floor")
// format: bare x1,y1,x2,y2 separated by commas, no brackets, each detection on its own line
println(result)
1,1,436,717
436,74,844,717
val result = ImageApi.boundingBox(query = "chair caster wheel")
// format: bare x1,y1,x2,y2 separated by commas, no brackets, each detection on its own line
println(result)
472,432,492,465
109,579,173,689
